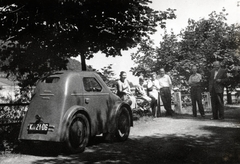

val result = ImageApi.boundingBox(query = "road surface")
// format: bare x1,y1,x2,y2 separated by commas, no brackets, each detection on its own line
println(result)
1,106,240,164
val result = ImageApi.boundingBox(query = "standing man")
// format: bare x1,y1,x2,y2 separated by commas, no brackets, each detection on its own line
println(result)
209,61,228,120
158,68,174,116
188,65,205,117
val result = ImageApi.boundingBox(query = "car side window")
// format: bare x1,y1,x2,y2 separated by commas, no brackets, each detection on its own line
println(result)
83,77,102,92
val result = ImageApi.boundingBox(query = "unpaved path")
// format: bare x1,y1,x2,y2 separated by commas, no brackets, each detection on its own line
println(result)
1,106,240,164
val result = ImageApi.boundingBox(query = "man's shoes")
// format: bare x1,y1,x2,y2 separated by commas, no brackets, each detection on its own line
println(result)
219,117,224,120
201,114,205,118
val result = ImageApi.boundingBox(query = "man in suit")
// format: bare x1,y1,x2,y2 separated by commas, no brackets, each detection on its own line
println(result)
209,61,228,120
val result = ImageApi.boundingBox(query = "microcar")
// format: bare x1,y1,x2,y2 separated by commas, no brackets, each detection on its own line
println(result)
18,71,133,153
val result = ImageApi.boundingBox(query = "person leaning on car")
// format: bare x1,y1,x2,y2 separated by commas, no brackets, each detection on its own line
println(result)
188,65,205,117
209,61,228,120
116,71,136,109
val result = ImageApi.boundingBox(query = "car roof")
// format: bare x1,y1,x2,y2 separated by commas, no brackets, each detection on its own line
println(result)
51,70,98,76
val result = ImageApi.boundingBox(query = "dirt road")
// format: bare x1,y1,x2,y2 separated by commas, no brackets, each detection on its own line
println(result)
1,106,240,164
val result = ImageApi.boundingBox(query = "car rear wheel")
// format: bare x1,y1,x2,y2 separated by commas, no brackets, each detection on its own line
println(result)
116,107,130,141
66,113,90,153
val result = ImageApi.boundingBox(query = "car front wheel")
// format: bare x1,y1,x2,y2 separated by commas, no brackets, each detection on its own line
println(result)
66,113,90,153
116,107,130,141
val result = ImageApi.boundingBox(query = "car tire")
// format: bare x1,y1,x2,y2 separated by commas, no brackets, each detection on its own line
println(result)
65,113,90,154
115,107,130,141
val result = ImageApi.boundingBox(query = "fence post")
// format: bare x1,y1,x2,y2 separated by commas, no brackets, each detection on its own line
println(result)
156,92,161,117
174,92,182,113
206,92,212,111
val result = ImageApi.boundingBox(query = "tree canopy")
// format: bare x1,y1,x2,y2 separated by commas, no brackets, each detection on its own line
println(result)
131,9,240,91
0,0,176,88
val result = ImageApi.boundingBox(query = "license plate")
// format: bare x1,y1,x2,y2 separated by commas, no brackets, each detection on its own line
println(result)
28,123,49,134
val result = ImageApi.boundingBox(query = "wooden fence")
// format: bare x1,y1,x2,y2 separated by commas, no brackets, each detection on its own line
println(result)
173,92,212,114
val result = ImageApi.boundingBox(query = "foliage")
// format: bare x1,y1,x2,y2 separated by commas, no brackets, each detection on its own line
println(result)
131,30,189,89
131,9,240,91
178,9,240,89
131,38,157,77
94,64,117,88
66,58,82,71
0,0,176,88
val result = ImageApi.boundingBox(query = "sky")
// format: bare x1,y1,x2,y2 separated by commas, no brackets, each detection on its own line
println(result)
73,0,240,84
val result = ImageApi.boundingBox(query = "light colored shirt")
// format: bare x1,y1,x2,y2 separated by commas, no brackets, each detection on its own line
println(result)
158,74,172,88
189,73,202,85
147,79,160,90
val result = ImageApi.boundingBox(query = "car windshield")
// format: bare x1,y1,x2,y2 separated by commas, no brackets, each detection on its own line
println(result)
41,72,63,83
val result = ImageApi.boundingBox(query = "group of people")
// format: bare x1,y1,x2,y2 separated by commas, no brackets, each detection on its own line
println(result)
116,60,228,120
116,69,174,117
188,61,228,120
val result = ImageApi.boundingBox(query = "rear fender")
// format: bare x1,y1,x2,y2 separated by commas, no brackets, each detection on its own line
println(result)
60,105,90,142
117,102,133,126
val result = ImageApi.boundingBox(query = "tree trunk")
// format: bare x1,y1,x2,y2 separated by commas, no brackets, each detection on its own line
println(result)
80,54,87,71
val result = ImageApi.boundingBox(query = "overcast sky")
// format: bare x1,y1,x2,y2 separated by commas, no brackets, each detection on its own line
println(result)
74,0,240,84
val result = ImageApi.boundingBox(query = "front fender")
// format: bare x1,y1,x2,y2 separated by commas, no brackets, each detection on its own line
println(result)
60,105,90,142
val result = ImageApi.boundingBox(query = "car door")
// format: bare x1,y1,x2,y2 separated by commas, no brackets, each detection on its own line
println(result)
82,76,109,134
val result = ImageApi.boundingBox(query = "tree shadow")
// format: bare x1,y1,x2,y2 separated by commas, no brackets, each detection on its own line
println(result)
30,120,240,164
4,108,240,163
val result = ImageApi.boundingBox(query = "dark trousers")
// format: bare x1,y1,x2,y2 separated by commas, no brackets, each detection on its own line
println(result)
210,89,224,119
151,92,161,117
190,87,204,117
151,98,159,117
160,87,173,115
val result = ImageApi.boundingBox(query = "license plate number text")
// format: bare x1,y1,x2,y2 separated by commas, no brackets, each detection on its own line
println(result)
28,123,49,133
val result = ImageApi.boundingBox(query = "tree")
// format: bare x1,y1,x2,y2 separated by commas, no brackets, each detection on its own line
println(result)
131,9,240,93
130,38,157,77
96,64,117,88
179,9,240,89
0,0,176,88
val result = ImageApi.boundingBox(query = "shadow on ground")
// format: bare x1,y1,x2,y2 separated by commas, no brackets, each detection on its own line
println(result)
28,108,240,164
1,107,240,163
29,128,240,164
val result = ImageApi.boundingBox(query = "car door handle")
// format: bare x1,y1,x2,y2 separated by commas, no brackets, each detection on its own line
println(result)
85,98,90,104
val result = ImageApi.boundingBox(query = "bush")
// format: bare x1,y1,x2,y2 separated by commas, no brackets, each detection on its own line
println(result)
0,87,32,153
